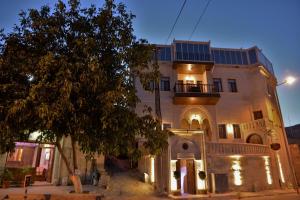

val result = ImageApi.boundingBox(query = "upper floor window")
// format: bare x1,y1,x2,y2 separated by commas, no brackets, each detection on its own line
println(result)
163,123,171,130
218,124,227,139
233,124,241,139
213,78,223,92
160,77,170,91
228,79,237,92
253,110,263,120
145,80,154,91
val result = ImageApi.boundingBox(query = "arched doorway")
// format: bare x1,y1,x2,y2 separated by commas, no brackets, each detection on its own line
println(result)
246,134,263,144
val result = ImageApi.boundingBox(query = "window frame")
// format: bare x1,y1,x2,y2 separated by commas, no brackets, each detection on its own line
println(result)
253,110,263,120
233,124,241,139
213,78,223,92
160,77,170,91
218,124,227,139
228,79,238,92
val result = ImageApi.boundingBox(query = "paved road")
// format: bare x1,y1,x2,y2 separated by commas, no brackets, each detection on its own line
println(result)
239,193,300,200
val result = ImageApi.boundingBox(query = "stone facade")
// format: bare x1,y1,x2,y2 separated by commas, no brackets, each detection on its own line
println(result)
136,40,294,196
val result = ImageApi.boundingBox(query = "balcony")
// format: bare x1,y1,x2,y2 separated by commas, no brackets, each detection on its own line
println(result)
172,41,214,74
240,118,273,133
206,142,271,156
173,83,220,105
173,61,214,74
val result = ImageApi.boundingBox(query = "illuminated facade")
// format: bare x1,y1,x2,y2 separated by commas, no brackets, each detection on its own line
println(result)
136,40,294,195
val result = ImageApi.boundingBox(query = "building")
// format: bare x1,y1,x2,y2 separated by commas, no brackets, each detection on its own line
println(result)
286,124,300,186
0,39,295,195
136,40,295,195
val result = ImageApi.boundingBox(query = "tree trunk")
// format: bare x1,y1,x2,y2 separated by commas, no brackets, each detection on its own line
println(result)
154,48,162,124
71,136,78,171
56,138,83,193
154,48,164,193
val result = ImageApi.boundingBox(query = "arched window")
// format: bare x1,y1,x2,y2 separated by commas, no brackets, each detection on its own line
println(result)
246,134,263,144
180,119,190,129
191,119,200,129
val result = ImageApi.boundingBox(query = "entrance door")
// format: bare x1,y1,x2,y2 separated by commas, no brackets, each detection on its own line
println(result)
186,159,196,194
215,174,229,193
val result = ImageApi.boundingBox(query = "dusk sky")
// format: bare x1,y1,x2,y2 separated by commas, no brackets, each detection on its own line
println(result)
1,0,299,126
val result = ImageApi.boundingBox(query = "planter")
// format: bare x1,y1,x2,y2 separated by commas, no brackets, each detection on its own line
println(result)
172,190,181,196
2,181,10,188
198,171,206,180
173,171,180,180
198,189,207,194
271,143,281,151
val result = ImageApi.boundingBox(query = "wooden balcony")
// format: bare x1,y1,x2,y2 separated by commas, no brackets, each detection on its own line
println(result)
173,83,220,105
206,142,271,156
240,118,273,133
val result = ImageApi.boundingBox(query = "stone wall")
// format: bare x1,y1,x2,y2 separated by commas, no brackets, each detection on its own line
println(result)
289,144,300,186
208,155,275,192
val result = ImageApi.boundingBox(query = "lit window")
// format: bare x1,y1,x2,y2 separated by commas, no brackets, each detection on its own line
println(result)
162,123,171,130
8,148,23,162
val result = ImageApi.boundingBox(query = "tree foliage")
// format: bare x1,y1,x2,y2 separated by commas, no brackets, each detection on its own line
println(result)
0,0,169,170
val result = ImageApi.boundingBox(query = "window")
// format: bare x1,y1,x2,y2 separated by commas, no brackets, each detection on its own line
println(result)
228,79,237,92
233,124,241,139
145,80,154,91
213,78,223,92
253,110,263,120
248,49,257,64
160,77,170,91
157,47,171,61
242,51,248,65
163,123,171,130
246,134,263,144
7,148,23,162
218,124,227,139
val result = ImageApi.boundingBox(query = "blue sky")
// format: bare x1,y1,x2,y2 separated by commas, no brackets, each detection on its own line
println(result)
1,0,299,126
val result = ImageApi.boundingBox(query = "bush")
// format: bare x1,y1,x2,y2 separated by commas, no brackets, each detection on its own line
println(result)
198,171,206,180
173,171,180,180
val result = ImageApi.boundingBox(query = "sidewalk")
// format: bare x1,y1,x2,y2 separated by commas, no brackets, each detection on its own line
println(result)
169,189,297,199
0,185,297,200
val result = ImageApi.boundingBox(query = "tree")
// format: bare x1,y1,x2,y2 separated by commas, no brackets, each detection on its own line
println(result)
0,0,169,193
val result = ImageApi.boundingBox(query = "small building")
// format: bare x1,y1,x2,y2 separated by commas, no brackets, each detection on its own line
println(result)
136,40,294,196
286,124,300,186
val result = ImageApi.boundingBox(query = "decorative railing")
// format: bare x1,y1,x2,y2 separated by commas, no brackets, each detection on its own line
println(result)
174,83,219,95
206,142,271,156
240,118,273,133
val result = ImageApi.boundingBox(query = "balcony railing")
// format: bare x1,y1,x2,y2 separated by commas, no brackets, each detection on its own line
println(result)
206,142,271,156
174,83,219,95
240,118,273,133
173,83,220,105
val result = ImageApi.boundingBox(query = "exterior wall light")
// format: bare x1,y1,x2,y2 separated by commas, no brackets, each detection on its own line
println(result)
232,158,242,186
276,153,285,183
226,124,234,135
150,156,155,183
195,160,206,190
263,156,272,185
170,160,178,191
